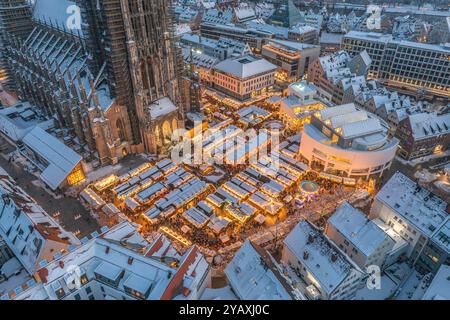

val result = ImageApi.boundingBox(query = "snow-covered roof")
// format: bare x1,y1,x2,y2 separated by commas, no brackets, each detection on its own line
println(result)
319,103,357,121
376,172,448,238
202,8,233,24
288,81,317,99
320,32,344,44
175,24,192,36
283,220,362,296
225,240,302,300
344,31,393,44
22,222,209,300
317,104,386,141
22,26,115,112
341,118,383,139
0,102,54,142
0,168,78,275
408,113,450,141
265,38,318,52
318,50,352,79
182,48,218,69
234,6,256,22
328,202,394,257
149,97,178,119
32,0,83,36
22,127,82,190
422,265,450,300
214,55,277,79
290,24,317,34
246,21,289,38
200,286,238,300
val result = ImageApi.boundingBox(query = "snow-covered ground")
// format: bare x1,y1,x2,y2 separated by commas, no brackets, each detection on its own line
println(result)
396,151,450,168
414,169,437,184
414,168,450,196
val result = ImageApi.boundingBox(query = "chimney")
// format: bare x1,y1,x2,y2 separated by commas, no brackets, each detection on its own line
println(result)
331,252,338,262
182,287,191,297
303,251,309,260
307,233,315,244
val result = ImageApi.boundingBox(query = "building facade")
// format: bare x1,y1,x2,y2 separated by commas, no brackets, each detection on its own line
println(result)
288,25,319,44
5,0,185,162
262,39,320,82
307,50,372,105
369,172,450,274
299,104,399,182
0,0,33,89
342,31,450,100
212,55,277,101
77,0,184,155
395,112,450,161
282,220,365,300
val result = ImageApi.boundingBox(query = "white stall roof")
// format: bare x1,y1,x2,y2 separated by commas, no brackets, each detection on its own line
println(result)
23,127,82,190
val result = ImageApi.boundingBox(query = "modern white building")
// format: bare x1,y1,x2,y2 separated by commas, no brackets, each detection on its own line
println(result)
225,240,304,300
325,202,396,270
299,104,399,181
282,220,365,300
279,81,326,130
369,172,449,268
212,55,277,101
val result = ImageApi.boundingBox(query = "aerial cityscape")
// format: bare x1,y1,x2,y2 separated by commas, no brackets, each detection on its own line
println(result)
0,0,449,303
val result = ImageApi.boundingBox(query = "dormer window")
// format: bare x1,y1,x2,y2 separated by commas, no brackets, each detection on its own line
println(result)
94,262,123,287
51,281,66,299
123,275,152,300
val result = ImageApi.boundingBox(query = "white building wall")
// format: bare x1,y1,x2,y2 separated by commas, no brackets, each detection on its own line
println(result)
300,125,398,178
369,199,424,258
212,70,275,100
281,245,364,300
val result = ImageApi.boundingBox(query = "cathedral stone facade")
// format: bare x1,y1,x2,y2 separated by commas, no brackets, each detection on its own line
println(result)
3,0,185,165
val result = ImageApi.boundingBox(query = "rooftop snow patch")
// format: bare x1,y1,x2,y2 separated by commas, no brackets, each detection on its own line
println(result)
214,55,277,79
32,0,83,36
225,240,300,300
